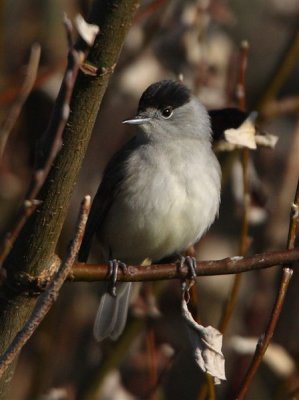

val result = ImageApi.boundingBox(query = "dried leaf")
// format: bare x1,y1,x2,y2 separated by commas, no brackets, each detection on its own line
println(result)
74,14,99,46
182,299,226,384
255,133,279,148
214,124,278,152
224,112,257,149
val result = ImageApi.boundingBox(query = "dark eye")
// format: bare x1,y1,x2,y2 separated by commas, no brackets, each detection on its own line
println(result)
161,106,173,119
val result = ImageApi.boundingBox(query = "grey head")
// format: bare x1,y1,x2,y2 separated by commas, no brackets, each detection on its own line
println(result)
123,80,212,141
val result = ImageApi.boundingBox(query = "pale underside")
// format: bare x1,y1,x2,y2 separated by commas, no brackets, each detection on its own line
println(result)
96,136,221,264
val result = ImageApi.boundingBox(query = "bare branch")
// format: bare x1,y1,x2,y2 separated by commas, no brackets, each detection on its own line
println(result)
261,96,299,118
236,268,293,400
236,178,299,399
30,15,81,192
0,43,41,160
258,30,299,113
218,40,250,334
134,0,168,23
0,195,91,379
287,180,299,250
0,16,93,268
70,247,299,283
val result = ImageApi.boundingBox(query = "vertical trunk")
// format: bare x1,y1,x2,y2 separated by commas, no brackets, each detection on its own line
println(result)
0,1,139,397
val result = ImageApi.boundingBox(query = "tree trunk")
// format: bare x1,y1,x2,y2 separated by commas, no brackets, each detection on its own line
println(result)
0,0,139,397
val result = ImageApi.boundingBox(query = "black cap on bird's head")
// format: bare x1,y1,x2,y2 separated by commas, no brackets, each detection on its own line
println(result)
138,80,191,113
123,80,191,125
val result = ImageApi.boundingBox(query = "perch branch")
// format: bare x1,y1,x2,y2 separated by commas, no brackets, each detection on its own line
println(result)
0,195,90,379
70,247,299,282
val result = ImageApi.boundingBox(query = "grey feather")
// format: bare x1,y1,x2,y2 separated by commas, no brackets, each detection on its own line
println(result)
93,283,132,341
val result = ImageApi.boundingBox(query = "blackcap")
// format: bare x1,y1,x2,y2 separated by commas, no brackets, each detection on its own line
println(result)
78,80,221,341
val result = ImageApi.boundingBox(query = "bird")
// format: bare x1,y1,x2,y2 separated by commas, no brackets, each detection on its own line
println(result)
78,79,221,341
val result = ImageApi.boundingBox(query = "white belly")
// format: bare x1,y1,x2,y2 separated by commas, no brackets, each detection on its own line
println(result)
98,139,221,264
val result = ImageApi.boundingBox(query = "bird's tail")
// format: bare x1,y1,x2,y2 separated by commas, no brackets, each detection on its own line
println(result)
93,282,132,341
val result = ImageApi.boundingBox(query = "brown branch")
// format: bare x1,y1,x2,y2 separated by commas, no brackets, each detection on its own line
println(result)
287,180,299,249
0,43,41,160
236,268,293,400
146,327,158,400
70,247,299,282
218,40,250,334
258,29,299,113
238,40,251,256
288,384,299,399
236,40,249,112
0,195,91,379
134,0,168,23
236,178,299,400
261,96,299,119
29,15,83,195
0,16,87,268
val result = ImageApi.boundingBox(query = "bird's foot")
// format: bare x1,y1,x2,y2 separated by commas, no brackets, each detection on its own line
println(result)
178,255,197,302
107,259,127,297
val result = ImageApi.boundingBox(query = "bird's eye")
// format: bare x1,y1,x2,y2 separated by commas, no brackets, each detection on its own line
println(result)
161,107,173,119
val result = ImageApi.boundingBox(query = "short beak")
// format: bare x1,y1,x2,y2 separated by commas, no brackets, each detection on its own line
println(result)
122,115,151,125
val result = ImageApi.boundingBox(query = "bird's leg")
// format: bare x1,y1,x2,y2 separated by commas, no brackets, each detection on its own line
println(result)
107,259,127,297
178,255,197,302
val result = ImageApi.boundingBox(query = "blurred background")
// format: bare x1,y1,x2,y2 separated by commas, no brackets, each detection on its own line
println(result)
0,0,299,399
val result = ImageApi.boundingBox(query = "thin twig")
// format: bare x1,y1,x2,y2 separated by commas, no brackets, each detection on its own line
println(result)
70,247,299,283
0,16,88,268
258,29,299,114
28,15,80,196
218,40,250,334
288,384,299,399
261,96,299,118
236,178,299,400
146,327,158,400
134,0,168,23
143,351,178,400
0,43,41,160
236,269,293,400
0,195,91,379
287,180,299,249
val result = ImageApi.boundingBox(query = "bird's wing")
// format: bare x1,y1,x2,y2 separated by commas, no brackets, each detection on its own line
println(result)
78,136,139,262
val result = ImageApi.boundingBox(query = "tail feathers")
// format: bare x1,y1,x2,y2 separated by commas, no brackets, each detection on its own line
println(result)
93,282,132,341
